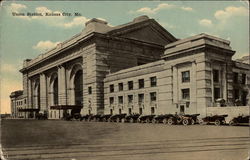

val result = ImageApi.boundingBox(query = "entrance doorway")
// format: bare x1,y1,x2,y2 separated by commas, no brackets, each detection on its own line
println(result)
180,105,185,114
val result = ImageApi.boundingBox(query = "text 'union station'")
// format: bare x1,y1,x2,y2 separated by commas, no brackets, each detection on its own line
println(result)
10,15,250,119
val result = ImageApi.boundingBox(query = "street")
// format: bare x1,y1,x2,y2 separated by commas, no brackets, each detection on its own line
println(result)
1,119,249,160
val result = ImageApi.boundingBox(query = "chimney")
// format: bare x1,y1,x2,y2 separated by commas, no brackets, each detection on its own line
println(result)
83,18,111,34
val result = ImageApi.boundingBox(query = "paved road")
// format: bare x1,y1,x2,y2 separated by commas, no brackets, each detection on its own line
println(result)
1,120,249,160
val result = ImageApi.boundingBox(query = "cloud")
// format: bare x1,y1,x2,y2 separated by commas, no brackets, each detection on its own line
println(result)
215,6,248,21
63,17,89,28
9,3,27,12
134,3,175,14
181,7,193,12
33,41,60,51
130,4,194,14
199,19,213,27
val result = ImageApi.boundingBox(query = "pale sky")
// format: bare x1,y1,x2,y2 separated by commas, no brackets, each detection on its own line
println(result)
0,1,249,114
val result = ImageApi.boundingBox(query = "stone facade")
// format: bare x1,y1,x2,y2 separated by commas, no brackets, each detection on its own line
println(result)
104,34,250,117
10,16,249,119
13,16,177,119
9,90,26,118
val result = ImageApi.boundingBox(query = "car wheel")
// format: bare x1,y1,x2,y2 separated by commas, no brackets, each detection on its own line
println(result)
163,118,168,124
146,118,150,123
229,120,236,126
214,119,221,126
190,119,195,125
152,119,156,124
182,119,189,125
116,118,120,123
121,118,125,123
103,118,106,122
130,118,134,123
136,119,140,123
167,118,174,125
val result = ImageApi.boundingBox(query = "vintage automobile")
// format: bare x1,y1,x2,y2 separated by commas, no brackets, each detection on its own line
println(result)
124,114,141,123
201,114,228,126
180,114,200,125
163,114,200,125
35,111,48,120
89,114,102,122
229,115,249,126
99,114,112,122
138,115,155,123
152,114,176,124
108,113,127,122
80,114,93,121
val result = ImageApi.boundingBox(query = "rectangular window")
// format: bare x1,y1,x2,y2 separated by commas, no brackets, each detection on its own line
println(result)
234,89,239,100
213,69,219,82
233,72,238,83
138,79,144,89
150,92,157,102
109,97,114,105
151,107,155,114
24,99,26,104
214,88,220,100
109,84,114,93
118,96,123,104
118,83,123,91
242,74,246,84
150,76,157,87
128,95,133,103
182,89,190,100
128,81,133,90
182,71,190,83
88,86,92,94
138,94,144,104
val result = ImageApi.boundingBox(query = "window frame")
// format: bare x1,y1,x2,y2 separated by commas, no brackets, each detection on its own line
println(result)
150,76,157,87
181,71,190,83
181,88,190,100
138,79,144,89
109,84,114,93
128,81,133,90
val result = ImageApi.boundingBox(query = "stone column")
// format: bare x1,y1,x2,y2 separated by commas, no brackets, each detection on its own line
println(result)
28,78,33,109
191,61,197,111
40,73,47,112
211,64,214,103
222,64,228,101
58,65,67,105
172,65,178,104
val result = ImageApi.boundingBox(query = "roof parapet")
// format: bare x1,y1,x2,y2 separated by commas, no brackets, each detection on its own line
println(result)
83,18,111,34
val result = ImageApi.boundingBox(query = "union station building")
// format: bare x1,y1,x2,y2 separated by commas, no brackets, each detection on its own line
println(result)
10,16,250,119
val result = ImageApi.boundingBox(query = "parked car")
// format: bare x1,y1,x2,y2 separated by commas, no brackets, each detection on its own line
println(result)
100,114,112,122
124,114,141,123
179,114,200,125
201,115,228,126
152,114,175,124
229,115,249,126
108,113,127,122
35,112,48,120
138,115,155,123
81,114,93,121
89,114,102,122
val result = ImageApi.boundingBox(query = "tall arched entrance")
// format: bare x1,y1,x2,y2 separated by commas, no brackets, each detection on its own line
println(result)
50,73,58,106
53,77,58,105
69,64,83,106
74,70,83,105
